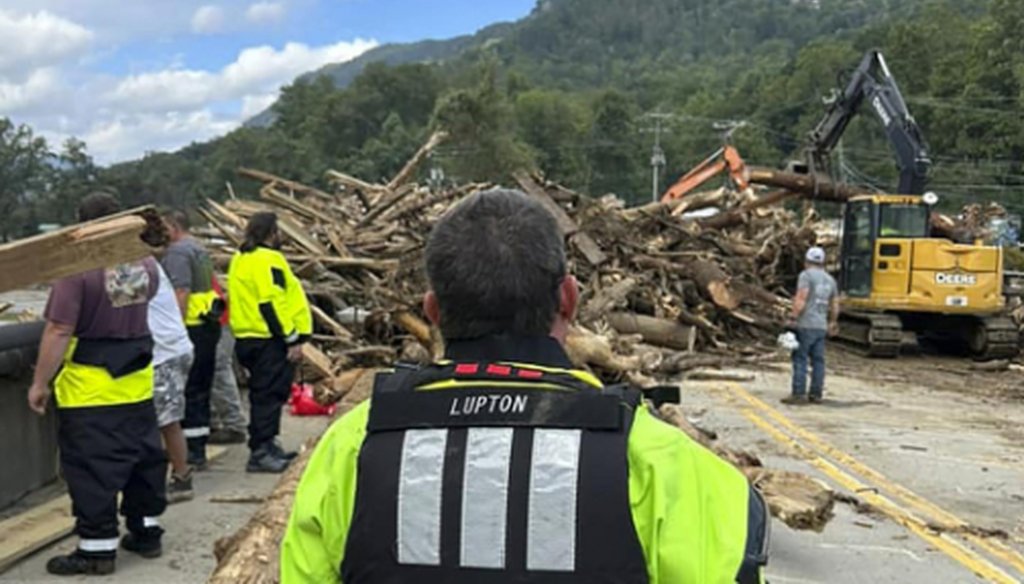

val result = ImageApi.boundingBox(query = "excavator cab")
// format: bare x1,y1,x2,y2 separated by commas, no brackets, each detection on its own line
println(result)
840,196,930,297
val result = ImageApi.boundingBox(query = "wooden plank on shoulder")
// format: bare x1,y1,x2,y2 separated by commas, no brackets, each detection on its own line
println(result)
0,207,164,294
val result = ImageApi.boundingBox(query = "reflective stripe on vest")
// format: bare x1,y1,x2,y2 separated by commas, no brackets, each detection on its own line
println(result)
55,337,154,409
341,365,649,584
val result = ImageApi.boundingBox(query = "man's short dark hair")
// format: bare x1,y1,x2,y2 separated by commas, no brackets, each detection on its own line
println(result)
425,188,567,340
165,209,191,232
78,192,121,222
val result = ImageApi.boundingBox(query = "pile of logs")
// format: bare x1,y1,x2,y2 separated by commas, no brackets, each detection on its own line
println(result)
198,149,824,391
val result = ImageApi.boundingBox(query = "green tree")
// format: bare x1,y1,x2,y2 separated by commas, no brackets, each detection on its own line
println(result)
432,63,532,182
588,90,642,202
48,138,99,225
0,118,51,241
514,90,591,186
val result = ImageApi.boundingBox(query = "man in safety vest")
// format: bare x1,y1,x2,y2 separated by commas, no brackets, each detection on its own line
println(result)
228,212,312,473
281,189,769,583
161,210,224,468
28,193,168,576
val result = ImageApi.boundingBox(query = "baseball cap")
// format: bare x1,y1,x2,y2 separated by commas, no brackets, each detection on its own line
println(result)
805,247,826,264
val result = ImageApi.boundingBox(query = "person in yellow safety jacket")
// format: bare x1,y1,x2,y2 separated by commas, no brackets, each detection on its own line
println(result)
162,210,224,468
281,189,769,584
27,193,168,577
228,211,312,473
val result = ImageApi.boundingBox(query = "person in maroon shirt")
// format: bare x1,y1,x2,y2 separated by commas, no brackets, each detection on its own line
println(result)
28,193,168,576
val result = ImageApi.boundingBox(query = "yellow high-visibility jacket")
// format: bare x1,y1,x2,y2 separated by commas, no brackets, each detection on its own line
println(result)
281,360,768,583
227,247,312,344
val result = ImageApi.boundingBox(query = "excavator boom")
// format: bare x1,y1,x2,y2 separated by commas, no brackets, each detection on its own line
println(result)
661,145,750,203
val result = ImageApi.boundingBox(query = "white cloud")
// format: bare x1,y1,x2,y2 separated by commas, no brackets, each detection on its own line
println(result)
191,4,225,34
240,93,278,119
0,68,64,113
107,69,216,112
0,10,93,75
106,38,377,113
83,111,237,163
223,39,375,95
0,3,377,164
245,1,286,25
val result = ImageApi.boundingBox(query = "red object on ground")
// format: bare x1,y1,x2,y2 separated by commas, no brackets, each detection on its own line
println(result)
288,383,336,416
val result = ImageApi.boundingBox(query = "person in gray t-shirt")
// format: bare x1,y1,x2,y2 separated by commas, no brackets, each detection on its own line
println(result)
784,247,839,404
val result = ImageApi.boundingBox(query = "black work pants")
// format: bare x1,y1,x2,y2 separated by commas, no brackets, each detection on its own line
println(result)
235,338,293,451
183,322,221,446
58,400,167,548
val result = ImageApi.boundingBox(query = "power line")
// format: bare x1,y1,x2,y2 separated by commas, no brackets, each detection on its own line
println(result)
906,97,1023,116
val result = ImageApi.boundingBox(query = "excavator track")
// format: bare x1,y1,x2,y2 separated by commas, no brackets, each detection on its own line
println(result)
837,312,904,357
968,316,1021,361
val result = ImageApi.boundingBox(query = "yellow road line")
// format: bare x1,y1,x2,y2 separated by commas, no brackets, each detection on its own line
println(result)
740,409,1020,584
724,382,1024,576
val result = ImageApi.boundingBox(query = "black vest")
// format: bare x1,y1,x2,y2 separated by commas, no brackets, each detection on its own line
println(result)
341,362,650,584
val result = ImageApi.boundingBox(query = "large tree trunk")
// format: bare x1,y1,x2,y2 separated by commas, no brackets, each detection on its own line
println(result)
606,312,695,352
686,259,741,310
746,167,865,202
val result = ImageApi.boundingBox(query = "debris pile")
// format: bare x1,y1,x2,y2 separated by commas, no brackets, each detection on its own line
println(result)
198,147,819,394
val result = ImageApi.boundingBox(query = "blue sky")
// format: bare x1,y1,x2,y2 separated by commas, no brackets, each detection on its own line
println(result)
0,0,536,163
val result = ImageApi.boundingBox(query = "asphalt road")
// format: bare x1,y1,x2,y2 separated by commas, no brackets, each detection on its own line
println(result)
682,358,1024,583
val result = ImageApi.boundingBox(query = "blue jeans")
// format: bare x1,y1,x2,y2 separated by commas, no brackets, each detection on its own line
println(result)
791,328,827,397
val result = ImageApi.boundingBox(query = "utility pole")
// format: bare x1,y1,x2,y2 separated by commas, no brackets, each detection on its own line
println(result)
642,112,673,203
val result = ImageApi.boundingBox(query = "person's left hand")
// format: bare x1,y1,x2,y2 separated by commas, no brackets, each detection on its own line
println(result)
28,383,52,415
287,344,305,363
828,321,840,338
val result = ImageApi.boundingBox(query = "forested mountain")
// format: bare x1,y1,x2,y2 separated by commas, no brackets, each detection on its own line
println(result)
245,22,516,128
3,0,1023,240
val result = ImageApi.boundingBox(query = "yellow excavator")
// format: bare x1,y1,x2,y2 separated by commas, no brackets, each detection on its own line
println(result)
803,50,1020,358
836,193,1018,358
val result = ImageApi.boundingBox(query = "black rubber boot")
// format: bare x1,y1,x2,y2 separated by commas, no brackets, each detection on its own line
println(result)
121,526,164,559
247,444,291,474
46,550,115,576
186,437,208,470
269,440,298,461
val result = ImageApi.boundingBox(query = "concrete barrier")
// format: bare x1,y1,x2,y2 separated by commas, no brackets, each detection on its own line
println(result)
0,322,58,511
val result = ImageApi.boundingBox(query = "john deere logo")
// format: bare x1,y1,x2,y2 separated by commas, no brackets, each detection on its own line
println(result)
935,272,976,286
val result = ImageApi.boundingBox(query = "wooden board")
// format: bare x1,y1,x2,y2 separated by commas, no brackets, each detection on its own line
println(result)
237,168,334,201
261,186,334,224
276,215,329,256
301,344,336,381
310,305,355,344
0,207,162,294
0,446,227,574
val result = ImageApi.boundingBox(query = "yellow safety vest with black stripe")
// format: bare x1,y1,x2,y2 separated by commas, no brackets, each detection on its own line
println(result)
55,336,154,409
281,339,768,583
227,246,312,344
185,290,222,327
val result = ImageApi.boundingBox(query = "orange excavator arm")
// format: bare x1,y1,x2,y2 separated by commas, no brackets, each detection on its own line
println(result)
661,145,750,203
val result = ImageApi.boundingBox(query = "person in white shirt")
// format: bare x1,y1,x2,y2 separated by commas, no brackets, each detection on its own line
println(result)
149,264,195,503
